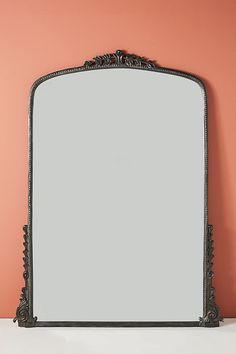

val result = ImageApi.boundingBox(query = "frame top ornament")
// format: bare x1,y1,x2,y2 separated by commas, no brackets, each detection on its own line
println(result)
84,50,157,69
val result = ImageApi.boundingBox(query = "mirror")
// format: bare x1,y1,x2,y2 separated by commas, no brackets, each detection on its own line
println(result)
14,50,221,327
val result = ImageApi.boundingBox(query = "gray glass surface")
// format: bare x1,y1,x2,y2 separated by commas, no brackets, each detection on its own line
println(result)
32,68,205,321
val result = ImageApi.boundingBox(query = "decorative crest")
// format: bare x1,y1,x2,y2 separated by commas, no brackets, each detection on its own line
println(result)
199,225,223,327
84,50,157,69
13,225,37,326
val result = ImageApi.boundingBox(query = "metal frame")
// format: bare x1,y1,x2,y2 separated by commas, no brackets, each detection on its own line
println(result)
14,50,222,327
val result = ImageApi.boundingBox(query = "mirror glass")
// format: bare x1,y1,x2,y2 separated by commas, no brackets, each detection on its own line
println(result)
32,68,205,322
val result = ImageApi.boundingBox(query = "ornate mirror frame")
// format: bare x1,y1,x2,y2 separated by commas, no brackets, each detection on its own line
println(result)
14,50,222,327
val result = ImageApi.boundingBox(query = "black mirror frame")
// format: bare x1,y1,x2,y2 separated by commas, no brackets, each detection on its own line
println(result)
14,50,222,327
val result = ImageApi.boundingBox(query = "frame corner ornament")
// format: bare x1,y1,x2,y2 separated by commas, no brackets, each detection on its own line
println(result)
84,50,157,69
13,225,37,327
199,224,223,327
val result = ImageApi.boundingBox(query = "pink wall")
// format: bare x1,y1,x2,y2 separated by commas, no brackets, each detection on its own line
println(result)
0,0,236,317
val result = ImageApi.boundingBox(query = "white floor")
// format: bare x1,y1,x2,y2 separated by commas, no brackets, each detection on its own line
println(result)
0,319,235,354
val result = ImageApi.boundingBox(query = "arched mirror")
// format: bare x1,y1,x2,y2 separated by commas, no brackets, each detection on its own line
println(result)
14,50,221,327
